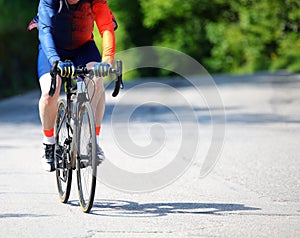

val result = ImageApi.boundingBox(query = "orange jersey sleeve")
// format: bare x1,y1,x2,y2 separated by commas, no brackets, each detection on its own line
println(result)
92,0,116,64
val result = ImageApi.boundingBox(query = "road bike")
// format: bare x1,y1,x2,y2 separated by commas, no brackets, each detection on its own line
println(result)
49,60,123,213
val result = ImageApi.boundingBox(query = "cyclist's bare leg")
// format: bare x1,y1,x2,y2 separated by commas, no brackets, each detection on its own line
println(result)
86,62,105,127
80,62,106,161
39,73,62,131
91,77,105,126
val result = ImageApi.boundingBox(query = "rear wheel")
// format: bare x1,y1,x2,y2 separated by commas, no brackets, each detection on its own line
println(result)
55,99,73,203
76,101,97,213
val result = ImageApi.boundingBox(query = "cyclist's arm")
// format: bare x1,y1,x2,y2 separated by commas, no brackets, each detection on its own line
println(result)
92,0,116,65
38,0,60,66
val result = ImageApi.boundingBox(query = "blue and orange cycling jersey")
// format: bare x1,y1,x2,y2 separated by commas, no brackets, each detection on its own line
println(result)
38,0,116,65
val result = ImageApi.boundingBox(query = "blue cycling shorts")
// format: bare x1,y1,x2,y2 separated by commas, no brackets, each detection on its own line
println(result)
37,40,102,79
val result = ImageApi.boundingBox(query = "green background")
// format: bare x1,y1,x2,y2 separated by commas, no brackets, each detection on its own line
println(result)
0,0,299,98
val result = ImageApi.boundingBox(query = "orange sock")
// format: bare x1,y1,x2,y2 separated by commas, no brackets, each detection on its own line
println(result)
43,128,55,144
96,126,101,144
96,126,101,136
43,128,54,137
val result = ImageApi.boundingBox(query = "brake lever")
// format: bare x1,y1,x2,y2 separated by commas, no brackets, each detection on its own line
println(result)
112,60,124,97
49,61,59,97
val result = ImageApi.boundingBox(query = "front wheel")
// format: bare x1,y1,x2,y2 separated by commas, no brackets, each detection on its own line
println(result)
54,99,73,203
76,101,97,213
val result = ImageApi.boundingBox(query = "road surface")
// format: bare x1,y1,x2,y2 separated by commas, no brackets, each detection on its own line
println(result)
0,72,299,237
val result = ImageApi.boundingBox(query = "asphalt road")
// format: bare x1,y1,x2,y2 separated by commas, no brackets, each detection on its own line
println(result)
0,72,299,237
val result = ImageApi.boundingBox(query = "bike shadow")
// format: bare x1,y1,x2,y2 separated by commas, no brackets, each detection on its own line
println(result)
0,213,51,219
68,199,260,217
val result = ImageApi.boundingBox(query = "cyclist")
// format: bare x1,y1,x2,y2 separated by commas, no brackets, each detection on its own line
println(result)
36,0,116,172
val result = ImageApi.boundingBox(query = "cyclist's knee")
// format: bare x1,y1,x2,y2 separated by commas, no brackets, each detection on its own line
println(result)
87,62,105,92
39,73,61,103
40,91,57,102
94,77,105,93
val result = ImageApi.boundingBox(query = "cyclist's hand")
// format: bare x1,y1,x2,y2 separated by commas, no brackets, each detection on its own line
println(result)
94,62,112,78
57,60,75,78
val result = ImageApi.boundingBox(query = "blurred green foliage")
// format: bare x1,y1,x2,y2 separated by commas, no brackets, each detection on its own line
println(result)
107,0,300,74
0,0,38,99
0,0,299,99
203,0,300,73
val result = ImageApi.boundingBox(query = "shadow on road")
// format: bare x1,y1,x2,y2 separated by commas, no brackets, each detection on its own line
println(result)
0,213,51,219
68,199,260,217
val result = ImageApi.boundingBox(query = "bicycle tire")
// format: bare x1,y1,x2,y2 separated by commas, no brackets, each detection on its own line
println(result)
54,99,73,203
76,101,97,213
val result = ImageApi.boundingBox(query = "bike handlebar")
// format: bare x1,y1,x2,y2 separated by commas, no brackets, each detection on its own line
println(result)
49,60,124,97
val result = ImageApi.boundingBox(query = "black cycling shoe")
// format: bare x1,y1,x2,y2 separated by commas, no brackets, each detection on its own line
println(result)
41,144,55,172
